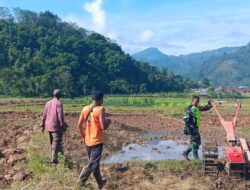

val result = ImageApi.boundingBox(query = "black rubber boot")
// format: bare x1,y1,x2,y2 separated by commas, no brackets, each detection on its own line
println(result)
193,149,200,160
182,151,190,161
93,168,106,189
78,166,92,186
182,145,192,161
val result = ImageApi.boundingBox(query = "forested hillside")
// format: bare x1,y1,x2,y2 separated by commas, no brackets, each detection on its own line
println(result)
185,43,250,86
0,8,196,97
133,45,250,87
133,47,240,75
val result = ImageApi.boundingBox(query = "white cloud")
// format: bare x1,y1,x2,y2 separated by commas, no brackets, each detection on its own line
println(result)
140,30,154,43
65,4,250,55
116,12,250,55
83,0,106,33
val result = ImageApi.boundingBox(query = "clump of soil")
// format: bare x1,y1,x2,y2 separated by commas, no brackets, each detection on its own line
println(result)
0,112,39,188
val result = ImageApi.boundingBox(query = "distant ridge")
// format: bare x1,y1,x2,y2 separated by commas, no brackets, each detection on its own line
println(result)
133,46,246,86
133,46,240,74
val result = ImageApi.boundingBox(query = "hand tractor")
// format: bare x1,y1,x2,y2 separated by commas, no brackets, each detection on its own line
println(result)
202,101,250,179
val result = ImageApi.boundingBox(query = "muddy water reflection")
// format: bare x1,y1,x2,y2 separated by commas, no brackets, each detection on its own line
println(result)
102,140,224,163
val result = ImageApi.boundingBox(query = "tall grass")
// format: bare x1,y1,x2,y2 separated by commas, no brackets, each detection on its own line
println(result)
11,132,89,190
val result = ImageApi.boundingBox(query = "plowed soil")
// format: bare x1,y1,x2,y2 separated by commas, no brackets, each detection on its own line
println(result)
1,109,250,189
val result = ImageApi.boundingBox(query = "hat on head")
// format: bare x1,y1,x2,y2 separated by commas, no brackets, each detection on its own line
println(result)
53,89,61,97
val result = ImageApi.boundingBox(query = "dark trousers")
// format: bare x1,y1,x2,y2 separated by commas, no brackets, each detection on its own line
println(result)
189,127,201,147
78,143,104,186
87,143,103,172
49,132,63,163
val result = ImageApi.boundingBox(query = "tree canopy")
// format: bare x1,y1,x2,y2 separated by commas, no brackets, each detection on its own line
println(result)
0,8,197,97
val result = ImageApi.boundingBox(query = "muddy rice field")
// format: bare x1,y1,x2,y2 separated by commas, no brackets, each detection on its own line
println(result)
1,100,250,189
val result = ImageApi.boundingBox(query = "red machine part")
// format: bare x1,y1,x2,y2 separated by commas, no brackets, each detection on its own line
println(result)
226,147,245,163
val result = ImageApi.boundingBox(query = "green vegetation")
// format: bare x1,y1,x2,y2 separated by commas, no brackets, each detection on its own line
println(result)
0,8,197,97
133,47,240,76
158,160,201,171
186,43,250,86
0,96,196,114
1,96,250,118
11,132,87,190
207,87,243,99
239,128,250,136
133,44,250,87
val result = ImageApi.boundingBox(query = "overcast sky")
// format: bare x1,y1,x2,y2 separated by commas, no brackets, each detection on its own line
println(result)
2,0,250,55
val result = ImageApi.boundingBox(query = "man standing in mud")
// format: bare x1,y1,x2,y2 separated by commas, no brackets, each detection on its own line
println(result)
77,91,111,189
40,89,67,164
182,96,213,160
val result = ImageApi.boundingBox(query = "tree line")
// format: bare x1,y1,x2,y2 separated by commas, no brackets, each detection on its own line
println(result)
0,7,198,97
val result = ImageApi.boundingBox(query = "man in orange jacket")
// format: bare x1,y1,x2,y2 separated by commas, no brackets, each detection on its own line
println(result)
77,91,111,189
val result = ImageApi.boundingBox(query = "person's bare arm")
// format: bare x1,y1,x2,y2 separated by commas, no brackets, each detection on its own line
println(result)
77,103,96,141
40,103,48,133
57,102,65,128
99,109,111,130
77,113,85,140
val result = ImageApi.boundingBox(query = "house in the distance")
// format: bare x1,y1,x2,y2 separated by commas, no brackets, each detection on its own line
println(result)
191,88,208,97
215,86,250,94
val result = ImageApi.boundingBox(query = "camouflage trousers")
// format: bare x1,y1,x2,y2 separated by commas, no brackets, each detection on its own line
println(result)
184,127,201,159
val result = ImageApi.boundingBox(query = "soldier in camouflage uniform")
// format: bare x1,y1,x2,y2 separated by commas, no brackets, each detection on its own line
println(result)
182,96,213,160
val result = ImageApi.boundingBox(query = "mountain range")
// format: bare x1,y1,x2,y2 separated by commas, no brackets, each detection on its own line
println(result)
133,45,250,86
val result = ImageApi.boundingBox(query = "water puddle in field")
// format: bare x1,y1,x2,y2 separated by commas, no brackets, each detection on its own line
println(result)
102,140,224,163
